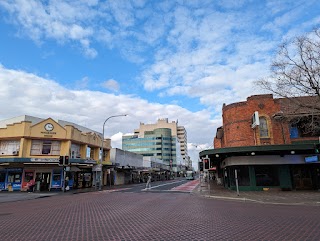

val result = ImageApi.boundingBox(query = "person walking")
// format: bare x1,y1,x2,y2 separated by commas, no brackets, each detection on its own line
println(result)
27,179,35,193
145,174,152,190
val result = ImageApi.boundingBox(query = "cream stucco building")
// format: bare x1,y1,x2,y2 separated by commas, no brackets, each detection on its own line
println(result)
0,115,112,191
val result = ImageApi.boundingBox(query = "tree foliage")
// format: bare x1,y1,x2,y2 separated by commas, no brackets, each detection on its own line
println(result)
256,27,320,135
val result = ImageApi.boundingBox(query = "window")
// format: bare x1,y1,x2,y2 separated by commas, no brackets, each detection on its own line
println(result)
52,170,61,182
235,166,250,186
290,124,299,138
0,140,20,155
7,173,21,183
259,117,269,138
42,141,52,154
71,144,81,158
255,166,279,186
0,172,5,182
24,172,34,182
31,140,61,155
289,116,320,138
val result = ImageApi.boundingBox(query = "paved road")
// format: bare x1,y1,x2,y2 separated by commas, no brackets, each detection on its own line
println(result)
0,180,320,240
121,179,198,193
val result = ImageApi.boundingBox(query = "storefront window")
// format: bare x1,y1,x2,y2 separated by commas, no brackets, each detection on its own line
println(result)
0,172,6,182
24,172,34,182
8,173,21,183
52,169,61,181
255,166,279,186
229,166,250,186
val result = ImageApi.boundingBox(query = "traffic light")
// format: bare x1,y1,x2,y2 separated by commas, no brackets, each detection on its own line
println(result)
315,144,320,154
59,156,70,166
204,158,210,169
199,161,203,172
59,156,64,166
64,156,69,165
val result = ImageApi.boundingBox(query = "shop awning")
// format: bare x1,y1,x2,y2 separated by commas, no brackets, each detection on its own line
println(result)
70,166,81,172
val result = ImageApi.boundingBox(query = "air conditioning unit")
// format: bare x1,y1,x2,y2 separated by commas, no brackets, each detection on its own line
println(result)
251,111,260,129
12,151,19,155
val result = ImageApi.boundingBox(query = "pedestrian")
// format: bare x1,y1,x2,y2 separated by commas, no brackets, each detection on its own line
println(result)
65,176,69,191
27,179,35,193
145,174,152,189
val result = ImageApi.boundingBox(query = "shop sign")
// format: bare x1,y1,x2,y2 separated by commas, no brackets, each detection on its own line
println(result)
41,123,57,135
6,168,23,172
31,158,58,162
12,183,21,188
51,182,61,188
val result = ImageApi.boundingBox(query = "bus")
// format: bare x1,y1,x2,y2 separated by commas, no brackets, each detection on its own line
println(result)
186,170,195,180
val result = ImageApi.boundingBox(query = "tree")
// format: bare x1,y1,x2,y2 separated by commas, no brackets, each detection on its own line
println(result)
256,27,320,135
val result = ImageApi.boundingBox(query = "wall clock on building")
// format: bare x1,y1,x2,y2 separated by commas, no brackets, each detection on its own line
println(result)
44,123,54,131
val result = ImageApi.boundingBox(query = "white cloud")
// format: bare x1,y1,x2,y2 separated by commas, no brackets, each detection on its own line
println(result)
0,65,218,168
101,79,120,92
1,1,320,168
0,0,98,57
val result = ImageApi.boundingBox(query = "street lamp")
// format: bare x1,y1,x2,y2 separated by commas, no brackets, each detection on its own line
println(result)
99,114,128,191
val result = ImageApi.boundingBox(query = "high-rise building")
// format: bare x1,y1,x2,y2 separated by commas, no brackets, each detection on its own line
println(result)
122,118,188,174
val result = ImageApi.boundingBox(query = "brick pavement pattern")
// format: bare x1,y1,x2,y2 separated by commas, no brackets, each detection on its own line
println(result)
0,191,320,240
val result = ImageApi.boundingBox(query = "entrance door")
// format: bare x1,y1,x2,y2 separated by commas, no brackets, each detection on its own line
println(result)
292,166,312,190
36,172,51,191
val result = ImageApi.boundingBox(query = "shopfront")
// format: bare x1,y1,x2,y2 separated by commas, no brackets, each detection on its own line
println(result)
5,168,23,191
51,169,62,190
0,169,6,190
202,144,320,191
76,171,92,188
22,170,35,191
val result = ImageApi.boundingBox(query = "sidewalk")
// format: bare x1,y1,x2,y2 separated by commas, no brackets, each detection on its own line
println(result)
195,180,320,206
0,186,111,203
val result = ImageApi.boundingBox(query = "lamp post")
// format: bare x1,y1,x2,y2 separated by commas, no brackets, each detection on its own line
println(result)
99,114,127,191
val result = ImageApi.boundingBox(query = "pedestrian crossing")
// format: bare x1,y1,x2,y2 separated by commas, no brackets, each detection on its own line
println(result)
170,180,199,192
82,180,200,195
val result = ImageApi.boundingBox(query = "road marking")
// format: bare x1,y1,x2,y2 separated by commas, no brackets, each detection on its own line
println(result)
141,180,186,191
171,180,199,192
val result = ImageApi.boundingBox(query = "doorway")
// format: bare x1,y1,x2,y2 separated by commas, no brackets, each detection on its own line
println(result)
35,172,51,192
292,166,312,190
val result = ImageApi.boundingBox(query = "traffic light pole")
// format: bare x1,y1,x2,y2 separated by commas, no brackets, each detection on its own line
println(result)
63,167,66,192
59,156,69,192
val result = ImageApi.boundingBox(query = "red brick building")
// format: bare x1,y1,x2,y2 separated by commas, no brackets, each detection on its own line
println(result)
201,94,320,191
214,94,318,148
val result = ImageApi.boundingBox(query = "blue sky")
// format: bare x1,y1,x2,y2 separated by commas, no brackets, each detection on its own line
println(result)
0,0,320,166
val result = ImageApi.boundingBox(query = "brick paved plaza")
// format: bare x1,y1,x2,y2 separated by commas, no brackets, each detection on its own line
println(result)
0,190,320,240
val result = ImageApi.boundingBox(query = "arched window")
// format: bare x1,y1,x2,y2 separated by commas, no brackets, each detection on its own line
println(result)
259,117,269,138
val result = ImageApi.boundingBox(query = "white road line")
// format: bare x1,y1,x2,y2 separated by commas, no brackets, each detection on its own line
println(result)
141,180,186,191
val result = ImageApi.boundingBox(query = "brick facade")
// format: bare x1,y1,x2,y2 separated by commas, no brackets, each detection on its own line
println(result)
214,94,317,148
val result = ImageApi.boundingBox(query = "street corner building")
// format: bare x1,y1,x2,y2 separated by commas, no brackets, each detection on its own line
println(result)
200,94,320,191
0,115,113,192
